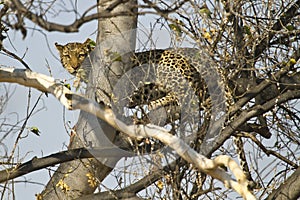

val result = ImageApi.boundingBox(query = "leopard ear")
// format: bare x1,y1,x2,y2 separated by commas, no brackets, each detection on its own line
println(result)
84,38,96,50
55,42,63,53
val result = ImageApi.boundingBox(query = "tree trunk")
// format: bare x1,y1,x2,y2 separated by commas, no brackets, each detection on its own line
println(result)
40,1,137,199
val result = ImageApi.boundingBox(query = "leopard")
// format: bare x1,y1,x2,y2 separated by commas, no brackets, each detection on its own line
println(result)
55,40,258,190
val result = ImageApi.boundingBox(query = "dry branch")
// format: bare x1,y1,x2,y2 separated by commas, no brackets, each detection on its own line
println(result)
0,147,131,183
6,0,134,32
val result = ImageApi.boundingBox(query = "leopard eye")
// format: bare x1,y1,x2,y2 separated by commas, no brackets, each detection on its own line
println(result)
80,54,87,61
64,55,71,59
79,53,86,58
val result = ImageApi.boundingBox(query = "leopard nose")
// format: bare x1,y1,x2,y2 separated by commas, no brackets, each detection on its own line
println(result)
70,61,80,70
72,65,80,70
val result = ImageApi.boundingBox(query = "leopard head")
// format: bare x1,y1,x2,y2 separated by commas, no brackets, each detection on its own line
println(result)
55,38,94,74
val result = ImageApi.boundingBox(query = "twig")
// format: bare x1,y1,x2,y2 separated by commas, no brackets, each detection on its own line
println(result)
1,48,31,70
239,132,298,168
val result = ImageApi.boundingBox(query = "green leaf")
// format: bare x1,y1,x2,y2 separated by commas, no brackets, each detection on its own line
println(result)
88,39,96,48
30,126,40,136
64,83,71,90
243,25,252,36
168,24,182,36
110,51,122,62
286,24,294,31
199,5,211,18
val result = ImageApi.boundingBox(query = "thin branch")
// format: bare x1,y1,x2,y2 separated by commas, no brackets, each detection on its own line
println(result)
1,48,31,70
230,43,300,117
75,165,165,200
237,132,298,168
265,166,300,200
141,0,187,14
253,0,300,59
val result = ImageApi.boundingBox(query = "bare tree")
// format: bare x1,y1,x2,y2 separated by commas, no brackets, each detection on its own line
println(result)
0,0,299,200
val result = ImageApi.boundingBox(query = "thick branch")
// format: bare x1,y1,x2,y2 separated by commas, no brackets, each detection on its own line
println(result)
8,0,135,32
0,147,131,183
0,67,72,108
6,0,186,33
209,89,300,156
230,65,290,116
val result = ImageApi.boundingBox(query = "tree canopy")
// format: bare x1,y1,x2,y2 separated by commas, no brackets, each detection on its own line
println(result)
0,0,299,199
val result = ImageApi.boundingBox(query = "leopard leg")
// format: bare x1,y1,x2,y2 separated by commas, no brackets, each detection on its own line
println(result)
233,135,259,190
